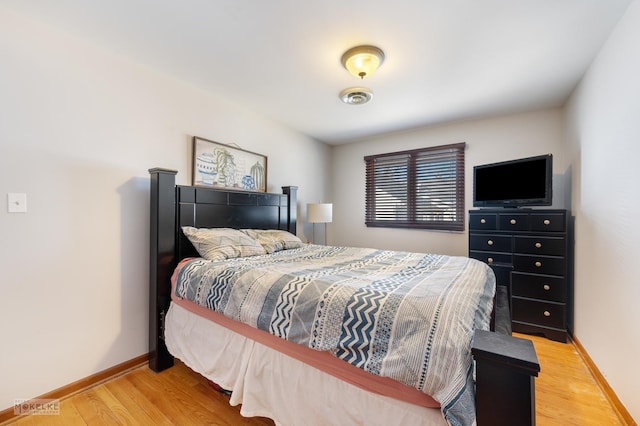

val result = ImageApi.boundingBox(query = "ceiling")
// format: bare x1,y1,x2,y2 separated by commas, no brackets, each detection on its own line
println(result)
4,0,632,145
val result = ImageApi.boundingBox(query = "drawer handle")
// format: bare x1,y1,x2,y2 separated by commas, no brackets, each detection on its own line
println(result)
487,240,494,246
535,242,542,249
480,218,486,224
544,219,551,225
487,257,494,264
543,311,551,317
543,284,551,291
510,219,517,225
535,261,542,267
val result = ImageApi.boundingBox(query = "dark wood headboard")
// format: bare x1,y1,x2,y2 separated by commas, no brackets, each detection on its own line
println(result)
148,168,297,372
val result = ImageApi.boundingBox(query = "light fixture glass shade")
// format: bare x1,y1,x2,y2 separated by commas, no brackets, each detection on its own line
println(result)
307,203,333,223
341,45,385,79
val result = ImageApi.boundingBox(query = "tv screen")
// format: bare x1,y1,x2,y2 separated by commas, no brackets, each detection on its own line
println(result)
473,154,552,207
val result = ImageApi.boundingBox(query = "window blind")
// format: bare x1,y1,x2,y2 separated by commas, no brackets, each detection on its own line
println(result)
364,142,465,231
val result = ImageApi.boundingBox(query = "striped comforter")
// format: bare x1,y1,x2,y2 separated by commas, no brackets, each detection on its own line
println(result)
174,244,495,425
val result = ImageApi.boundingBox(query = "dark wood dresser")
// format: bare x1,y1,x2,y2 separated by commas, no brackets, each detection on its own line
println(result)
469,209,573,342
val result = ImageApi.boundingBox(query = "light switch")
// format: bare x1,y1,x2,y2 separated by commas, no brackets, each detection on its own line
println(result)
8,193,27,213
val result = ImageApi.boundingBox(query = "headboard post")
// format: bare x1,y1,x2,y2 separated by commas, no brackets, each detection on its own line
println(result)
282,186,298,234
148,168,177,372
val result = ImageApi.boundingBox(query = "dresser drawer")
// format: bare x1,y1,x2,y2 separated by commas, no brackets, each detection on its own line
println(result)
514,236,565,256
490,264,512,287
513,254,565,276
530,213,565,232
499,213,529,231
469,234,512,252
469,213,497,230
512,297,565,329
469,251,512,266
512,272,565,302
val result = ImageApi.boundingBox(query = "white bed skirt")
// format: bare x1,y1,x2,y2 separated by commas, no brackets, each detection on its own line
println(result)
165,302,447,426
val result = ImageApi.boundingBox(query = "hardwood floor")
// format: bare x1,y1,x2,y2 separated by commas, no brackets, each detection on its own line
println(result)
3,333,630,425
527,333,625,426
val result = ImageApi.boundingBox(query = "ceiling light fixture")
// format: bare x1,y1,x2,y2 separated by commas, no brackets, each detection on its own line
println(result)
339,87,373,105
341,45,385,79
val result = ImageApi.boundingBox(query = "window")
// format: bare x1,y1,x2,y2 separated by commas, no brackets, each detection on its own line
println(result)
364,142,466,231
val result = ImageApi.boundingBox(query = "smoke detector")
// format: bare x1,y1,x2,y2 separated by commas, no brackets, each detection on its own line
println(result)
339,87,373,105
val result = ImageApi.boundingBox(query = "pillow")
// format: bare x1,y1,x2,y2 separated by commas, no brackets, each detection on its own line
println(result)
241,229,304,254
181,227,266,261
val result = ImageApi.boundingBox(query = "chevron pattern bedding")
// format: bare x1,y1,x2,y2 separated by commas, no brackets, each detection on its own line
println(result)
174,244,495,426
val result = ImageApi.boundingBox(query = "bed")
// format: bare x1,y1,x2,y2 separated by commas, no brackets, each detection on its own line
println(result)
148,168,538,426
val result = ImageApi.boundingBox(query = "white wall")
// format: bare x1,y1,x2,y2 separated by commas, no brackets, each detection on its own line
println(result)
565,1,640,420
330,109,568,255
0,8,329,411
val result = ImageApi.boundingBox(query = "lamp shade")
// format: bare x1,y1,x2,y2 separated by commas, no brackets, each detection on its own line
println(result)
307,203,333,223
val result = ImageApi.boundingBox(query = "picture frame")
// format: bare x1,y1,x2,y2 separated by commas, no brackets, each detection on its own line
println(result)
192,136,267,192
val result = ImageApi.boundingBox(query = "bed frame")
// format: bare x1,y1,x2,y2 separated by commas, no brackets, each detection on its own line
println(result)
148,168,540,426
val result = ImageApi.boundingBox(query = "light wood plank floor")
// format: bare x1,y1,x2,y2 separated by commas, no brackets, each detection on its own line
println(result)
4,333,628,425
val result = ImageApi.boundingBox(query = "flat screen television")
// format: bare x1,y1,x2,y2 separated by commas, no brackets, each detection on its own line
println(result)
473,154,553,208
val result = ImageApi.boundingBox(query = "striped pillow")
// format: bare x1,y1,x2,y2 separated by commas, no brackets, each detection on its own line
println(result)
241,229,304,254
182,227,266,261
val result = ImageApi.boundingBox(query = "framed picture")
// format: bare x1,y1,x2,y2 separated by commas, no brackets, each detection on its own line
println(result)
192,136,267,192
